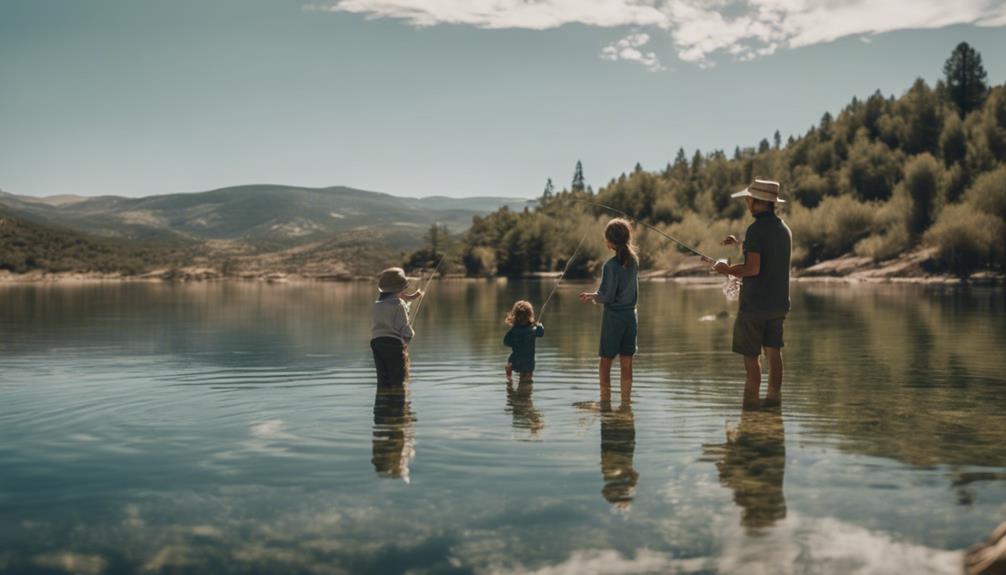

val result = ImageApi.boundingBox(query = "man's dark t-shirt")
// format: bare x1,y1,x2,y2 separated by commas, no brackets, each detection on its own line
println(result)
739,211,792,314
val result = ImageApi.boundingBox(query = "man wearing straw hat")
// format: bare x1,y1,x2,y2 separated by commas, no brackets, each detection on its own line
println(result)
713,179,792,408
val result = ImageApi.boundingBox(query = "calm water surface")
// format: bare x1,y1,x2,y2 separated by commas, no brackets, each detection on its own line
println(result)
1,281,1004,574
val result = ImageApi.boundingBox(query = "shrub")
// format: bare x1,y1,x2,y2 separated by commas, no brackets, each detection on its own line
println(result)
964,165,1006,220
924,203,1004,277
902,153,943,236
462,246,496,276
790,166,829,208
788,196,875,265
855,189,913,261
844,136,903,201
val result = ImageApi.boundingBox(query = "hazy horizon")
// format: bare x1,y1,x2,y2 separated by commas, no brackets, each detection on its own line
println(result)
0,182,532,201
4,0,1006,200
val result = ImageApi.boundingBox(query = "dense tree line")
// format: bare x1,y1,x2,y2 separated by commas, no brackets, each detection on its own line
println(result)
432,43,1005,278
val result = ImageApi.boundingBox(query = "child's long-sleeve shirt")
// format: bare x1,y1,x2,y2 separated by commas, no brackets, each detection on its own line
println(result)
594,257,638,311
504,323,544,373
371,297,414,343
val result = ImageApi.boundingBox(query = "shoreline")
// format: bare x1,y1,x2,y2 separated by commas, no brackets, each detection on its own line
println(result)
1,269,1002,287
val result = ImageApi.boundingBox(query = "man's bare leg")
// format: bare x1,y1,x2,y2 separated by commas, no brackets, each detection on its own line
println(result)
599,357,614,404
764,347,783,406
618,355,633,401
743,355,762,409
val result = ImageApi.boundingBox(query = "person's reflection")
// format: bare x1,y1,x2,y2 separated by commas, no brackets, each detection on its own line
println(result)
599,396,638,509
506,378,544,439
372,388,416,483
703,404,786,532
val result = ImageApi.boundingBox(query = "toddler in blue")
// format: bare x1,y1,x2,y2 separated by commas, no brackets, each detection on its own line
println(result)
503,300,544,382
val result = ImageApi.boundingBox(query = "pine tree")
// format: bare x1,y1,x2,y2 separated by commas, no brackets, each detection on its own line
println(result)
674,147,687,167
819,112,833,140
773,130,782,150
690,150,703,174
543,178,554,199
943,42,989,115
671,148,689,179
572,161,585,192
758,138,771,154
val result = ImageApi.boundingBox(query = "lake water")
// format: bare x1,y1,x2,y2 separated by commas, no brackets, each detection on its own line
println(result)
1,281,1004,575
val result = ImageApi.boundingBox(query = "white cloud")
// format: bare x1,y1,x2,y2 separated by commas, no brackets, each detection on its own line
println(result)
310,0,1006,66
600,33,665,71
309,0,668,29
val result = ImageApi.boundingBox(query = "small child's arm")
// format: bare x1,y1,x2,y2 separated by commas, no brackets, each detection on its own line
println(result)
535,323,544,337
401,289,424,301
503,329,513,348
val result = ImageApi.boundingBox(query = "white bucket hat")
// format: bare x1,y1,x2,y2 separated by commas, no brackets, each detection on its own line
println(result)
731,179,786,203
377,267,412,293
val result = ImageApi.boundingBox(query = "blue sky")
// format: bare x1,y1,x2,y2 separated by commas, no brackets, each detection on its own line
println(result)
2,0,1005,199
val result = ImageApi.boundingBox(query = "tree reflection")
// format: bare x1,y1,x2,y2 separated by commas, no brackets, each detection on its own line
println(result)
703,405,786,532
372,388,416,483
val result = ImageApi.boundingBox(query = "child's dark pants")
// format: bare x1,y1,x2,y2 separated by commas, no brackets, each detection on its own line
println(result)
371,336,408,388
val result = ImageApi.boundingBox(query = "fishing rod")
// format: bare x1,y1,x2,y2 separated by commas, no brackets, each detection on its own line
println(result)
565,197,714,262
408,250,447,326
537,227,591,322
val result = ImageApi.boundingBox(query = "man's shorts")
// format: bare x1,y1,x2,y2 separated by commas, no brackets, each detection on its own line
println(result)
732,311,786,356
599,307,637,358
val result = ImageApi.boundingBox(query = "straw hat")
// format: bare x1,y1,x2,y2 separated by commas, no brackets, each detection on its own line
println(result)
377,267,410,293
731,179,786,203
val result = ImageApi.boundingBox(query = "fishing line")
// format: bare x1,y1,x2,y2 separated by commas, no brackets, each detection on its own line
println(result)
565,197,713,261
537,227,591,321
565,197,741,302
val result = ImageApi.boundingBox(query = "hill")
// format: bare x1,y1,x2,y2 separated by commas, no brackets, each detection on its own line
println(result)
0,186,530,279
448,42,1006,280
0,185,530,250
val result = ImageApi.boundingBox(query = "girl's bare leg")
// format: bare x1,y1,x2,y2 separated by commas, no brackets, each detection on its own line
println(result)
505,363,513,382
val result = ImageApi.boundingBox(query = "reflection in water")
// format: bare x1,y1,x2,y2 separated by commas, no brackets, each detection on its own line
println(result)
703,406,786,532
506,379,544,439
1,282,1004,573
372,389,416,483
600,400,638,508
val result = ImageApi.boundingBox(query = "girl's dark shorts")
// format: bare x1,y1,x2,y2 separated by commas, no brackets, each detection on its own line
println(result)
732,311,786,356
599,307,637,358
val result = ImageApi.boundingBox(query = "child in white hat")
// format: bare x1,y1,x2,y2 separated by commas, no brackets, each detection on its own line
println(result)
371,267,423,389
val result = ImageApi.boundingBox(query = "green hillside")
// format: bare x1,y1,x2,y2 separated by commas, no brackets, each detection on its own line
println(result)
448,43,1006,279
0,209,187,275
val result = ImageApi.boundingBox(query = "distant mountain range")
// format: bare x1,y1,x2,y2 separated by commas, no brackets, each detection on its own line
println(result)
0,185,531,249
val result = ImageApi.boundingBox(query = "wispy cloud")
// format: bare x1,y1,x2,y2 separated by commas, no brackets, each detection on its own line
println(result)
309,0,668,29
601,33,665,71
309,0,1006,67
